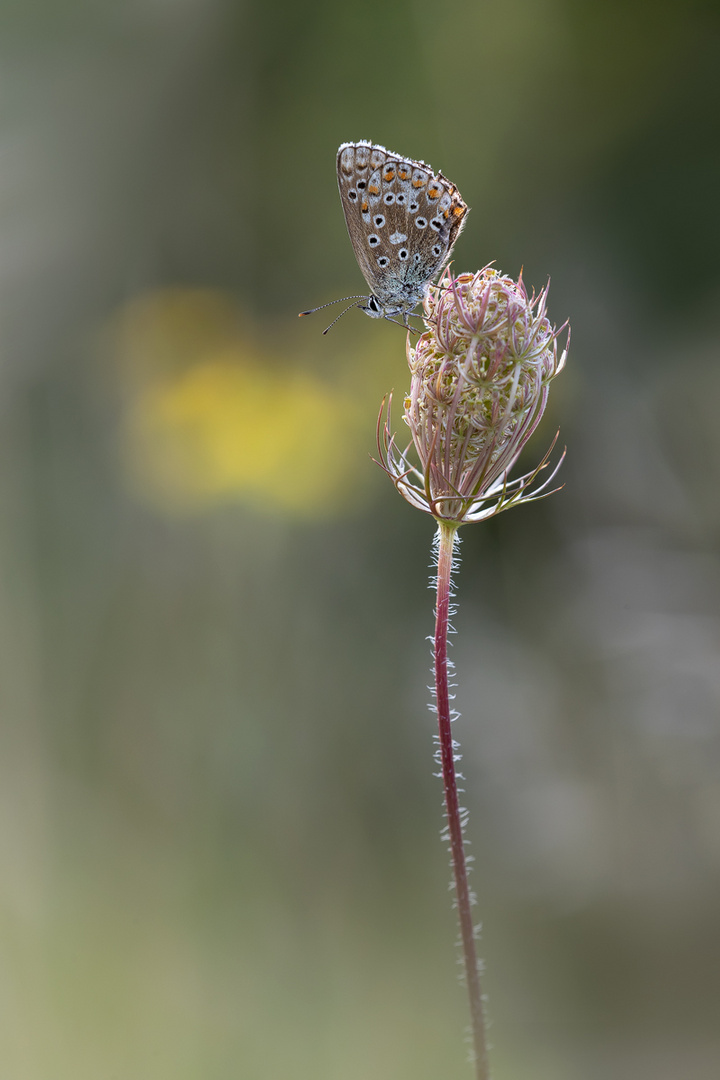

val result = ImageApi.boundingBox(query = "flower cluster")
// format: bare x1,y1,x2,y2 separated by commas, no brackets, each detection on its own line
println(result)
378,266,569,524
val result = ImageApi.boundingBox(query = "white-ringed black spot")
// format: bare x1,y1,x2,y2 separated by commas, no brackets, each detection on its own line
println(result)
414,253,422,263
373,214,385,227
383,192,395,205
430,218,442,231
396,193,406,204
368,234,380,246
432,244,442,257
398,249,409,260
415,217,427,229
377,256,389,268
409,201,419,212
357,179,367,189
348,190,358,201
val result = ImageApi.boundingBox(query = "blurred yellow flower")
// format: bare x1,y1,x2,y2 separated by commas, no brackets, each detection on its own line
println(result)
112,290,378,516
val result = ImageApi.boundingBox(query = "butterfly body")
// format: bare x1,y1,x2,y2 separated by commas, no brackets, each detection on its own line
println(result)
300,141,468,331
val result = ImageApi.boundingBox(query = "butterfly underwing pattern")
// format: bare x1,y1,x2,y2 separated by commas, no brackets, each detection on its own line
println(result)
300,141,469,332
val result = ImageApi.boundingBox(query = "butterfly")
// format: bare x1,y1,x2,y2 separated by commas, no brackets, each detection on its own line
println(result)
300,141,468,333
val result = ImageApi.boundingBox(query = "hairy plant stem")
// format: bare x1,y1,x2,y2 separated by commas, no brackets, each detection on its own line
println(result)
434,520,489,1080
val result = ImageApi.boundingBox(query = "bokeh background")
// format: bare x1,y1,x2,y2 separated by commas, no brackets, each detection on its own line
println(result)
1,1,719,1078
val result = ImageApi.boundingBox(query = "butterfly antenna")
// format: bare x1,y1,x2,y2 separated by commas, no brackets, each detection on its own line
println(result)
298,295,368,318
321,300,365,334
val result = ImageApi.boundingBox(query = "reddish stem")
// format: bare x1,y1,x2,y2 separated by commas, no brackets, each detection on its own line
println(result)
434,521,489,1080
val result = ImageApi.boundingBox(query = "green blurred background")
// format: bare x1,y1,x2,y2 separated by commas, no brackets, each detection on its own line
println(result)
1,1,719,1078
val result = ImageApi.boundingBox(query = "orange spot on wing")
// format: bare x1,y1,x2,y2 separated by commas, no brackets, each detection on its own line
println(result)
428,187,440,199
383,169,395,181
412,178,426,187
453,205,466,217
368,184,380,195
361,200,369,212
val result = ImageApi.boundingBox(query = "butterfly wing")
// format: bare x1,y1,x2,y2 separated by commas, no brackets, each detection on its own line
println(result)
337,141,468,313
336,142,386,295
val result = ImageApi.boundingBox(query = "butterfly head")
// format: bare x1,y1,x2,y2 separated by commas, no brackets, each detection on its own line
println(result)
359,295,400,320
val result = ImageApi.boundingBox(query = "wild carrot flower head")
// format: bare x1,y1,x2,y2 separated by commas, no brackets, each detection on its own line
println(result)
378,265,569,524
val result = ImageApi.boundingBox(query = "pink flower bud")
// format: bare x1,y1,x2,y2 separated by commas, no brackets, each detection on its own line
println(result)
378,266,569,524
